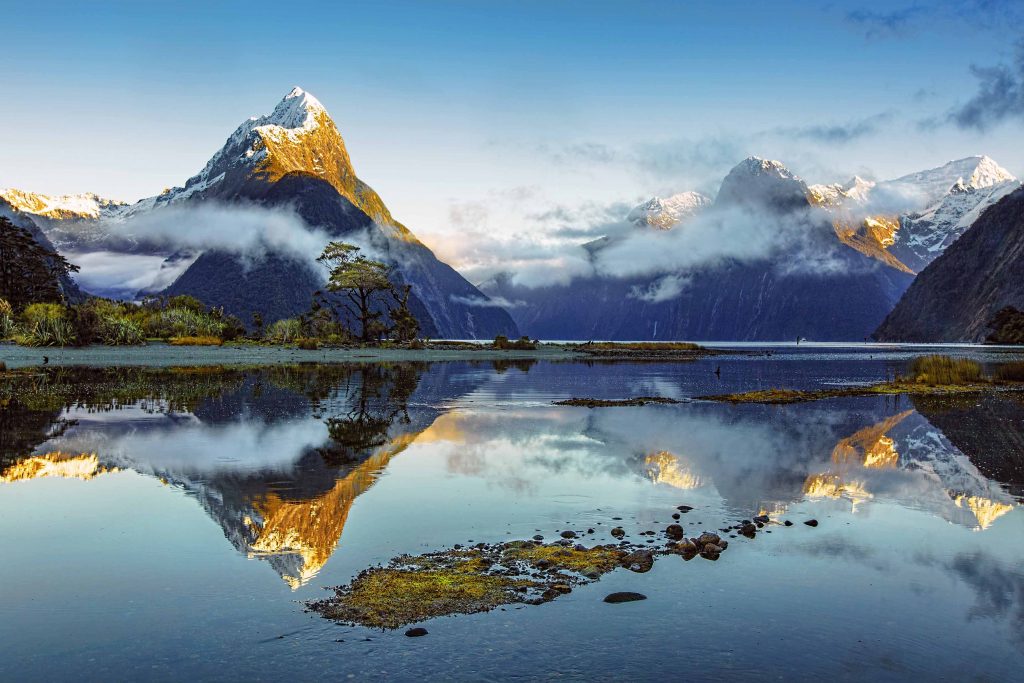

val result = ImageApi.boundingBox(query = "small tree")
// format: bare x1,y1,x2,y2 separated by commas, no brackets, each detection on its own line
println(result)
389,284,419,342
317,242,393,343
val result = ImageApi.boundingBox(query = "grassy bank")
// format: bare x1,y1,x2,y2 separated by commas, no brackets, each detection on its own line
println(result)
700,355,1024,404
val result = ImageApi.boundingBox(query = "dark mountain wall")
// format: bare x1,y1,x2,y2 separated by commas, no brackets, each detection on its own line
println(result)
162,174,517,338
491,254,910,341
874,188,1024,342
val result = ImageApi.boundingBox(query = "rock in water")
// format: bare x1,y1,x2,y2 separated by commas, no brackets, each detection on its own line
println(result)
603,592,648,604
405,627,428,637
620,550,654,573
804,519,819,527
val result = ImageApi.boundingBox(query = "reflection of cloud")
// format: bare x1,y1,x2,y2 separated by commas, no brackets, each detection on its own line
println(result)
947,552,1024,643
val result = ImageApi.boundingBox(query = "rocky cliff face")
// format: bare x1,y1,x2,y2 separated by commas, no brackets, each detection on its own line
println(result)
874,187,1024,341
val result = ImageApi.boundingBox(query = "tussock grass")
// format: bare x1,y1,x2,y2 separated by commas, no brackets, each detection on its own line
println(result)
169,336,223,346
907,355,983,386
994,362,1024,382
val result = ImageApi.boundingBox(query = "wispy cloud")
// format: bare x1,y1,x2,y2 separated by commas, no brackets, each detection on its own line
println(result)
846,4,929,39
770,112,895,144
844,1,1024,39
947,40,1024,131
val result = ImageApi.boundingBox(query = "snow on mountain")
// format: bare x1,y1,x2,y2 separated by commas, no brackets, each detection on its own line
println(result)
808,176,876,207
715,156,810,211
0,188,128,220
891,177,1020,272
872,155,1015,211
627,191,711,229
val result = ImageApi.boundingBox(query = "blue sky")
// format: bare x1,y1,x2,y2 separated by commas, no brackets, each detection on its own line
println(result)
2,0,1022,272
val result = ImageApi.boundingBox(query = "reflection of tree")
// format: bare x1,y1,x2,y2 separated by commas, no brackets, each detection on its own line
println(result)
491,359,536,374
319,363,424,465
0,366,248,467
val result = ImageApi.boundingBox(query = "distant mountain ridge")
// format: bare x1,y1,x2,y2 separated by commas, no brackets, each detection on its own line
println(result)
483,155,1016,341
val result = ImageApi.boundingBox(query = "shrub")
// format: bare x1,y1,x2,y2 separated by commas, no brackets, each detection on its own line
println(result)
69,299,144,346
265,318,303,344
296,337,320,350
145,307,223,339
493,335,537,350
20,303,74,347
170,336,223,346
408,338,425,350
993,362,1024,382
221,315,246,342
906,355,983,386
166,295,206,313
0,298,14,339
98,316,144,345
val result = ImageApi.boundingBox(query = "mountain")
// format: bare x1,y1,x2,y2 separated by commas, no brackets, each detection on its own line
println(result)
483,156,913,341
627,191,711,229
874,187,1024,341
808,155,1019,274
4,88,517,338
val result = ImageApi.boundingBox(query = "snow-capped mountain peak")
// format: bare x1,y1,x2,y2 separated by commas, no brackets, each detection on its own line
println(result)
964,155,1016,189
733,156,798,180
258,86,327,131
0,188,128,220
628,191,711,229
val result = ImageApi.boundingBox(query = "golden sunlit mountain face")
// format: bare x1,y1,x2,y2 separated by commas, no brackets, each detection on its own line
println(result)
0,452,115,483
644,450,703,490
954,495,1014,530
252,110,419,243
831,410,914,470
247,431,420,589
806,188,914,274
805,411,1018,529
830,214,914,274
804,412,912,508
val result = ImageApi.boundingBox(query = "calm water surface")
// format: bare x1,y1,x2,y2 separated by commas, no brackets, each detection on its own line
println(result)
2,347,1024,681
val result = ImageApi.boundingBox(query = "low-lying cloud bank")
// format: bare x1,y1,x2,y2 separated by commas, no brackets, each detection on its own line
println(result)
71,203,380,299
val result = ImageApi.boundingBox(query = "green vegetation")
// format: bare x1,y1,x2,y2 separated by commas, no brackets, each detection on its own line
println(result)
701,354,1024,404
169,336,223,346
493,335,537,350
264,318,303,344
986,306,1024,344
0,217,79,310
907,355,983,385
313,565,532,630
1,294,248,348
0,298,14,339
17,303,74,347
317,241,420,344
994,362,1024,382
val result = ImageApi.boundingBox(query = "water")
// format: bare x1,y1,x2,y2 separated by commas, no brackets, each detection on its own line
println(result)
1,348,1023,681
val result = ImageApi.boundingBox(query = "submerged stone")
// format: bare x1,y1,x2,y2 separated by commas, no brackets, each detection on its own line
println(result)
604,592,647,603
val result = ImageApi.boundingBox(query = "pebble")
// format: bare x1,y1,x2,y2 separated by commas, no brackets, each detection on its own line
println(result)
405,628,428,637
804,519,819,527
